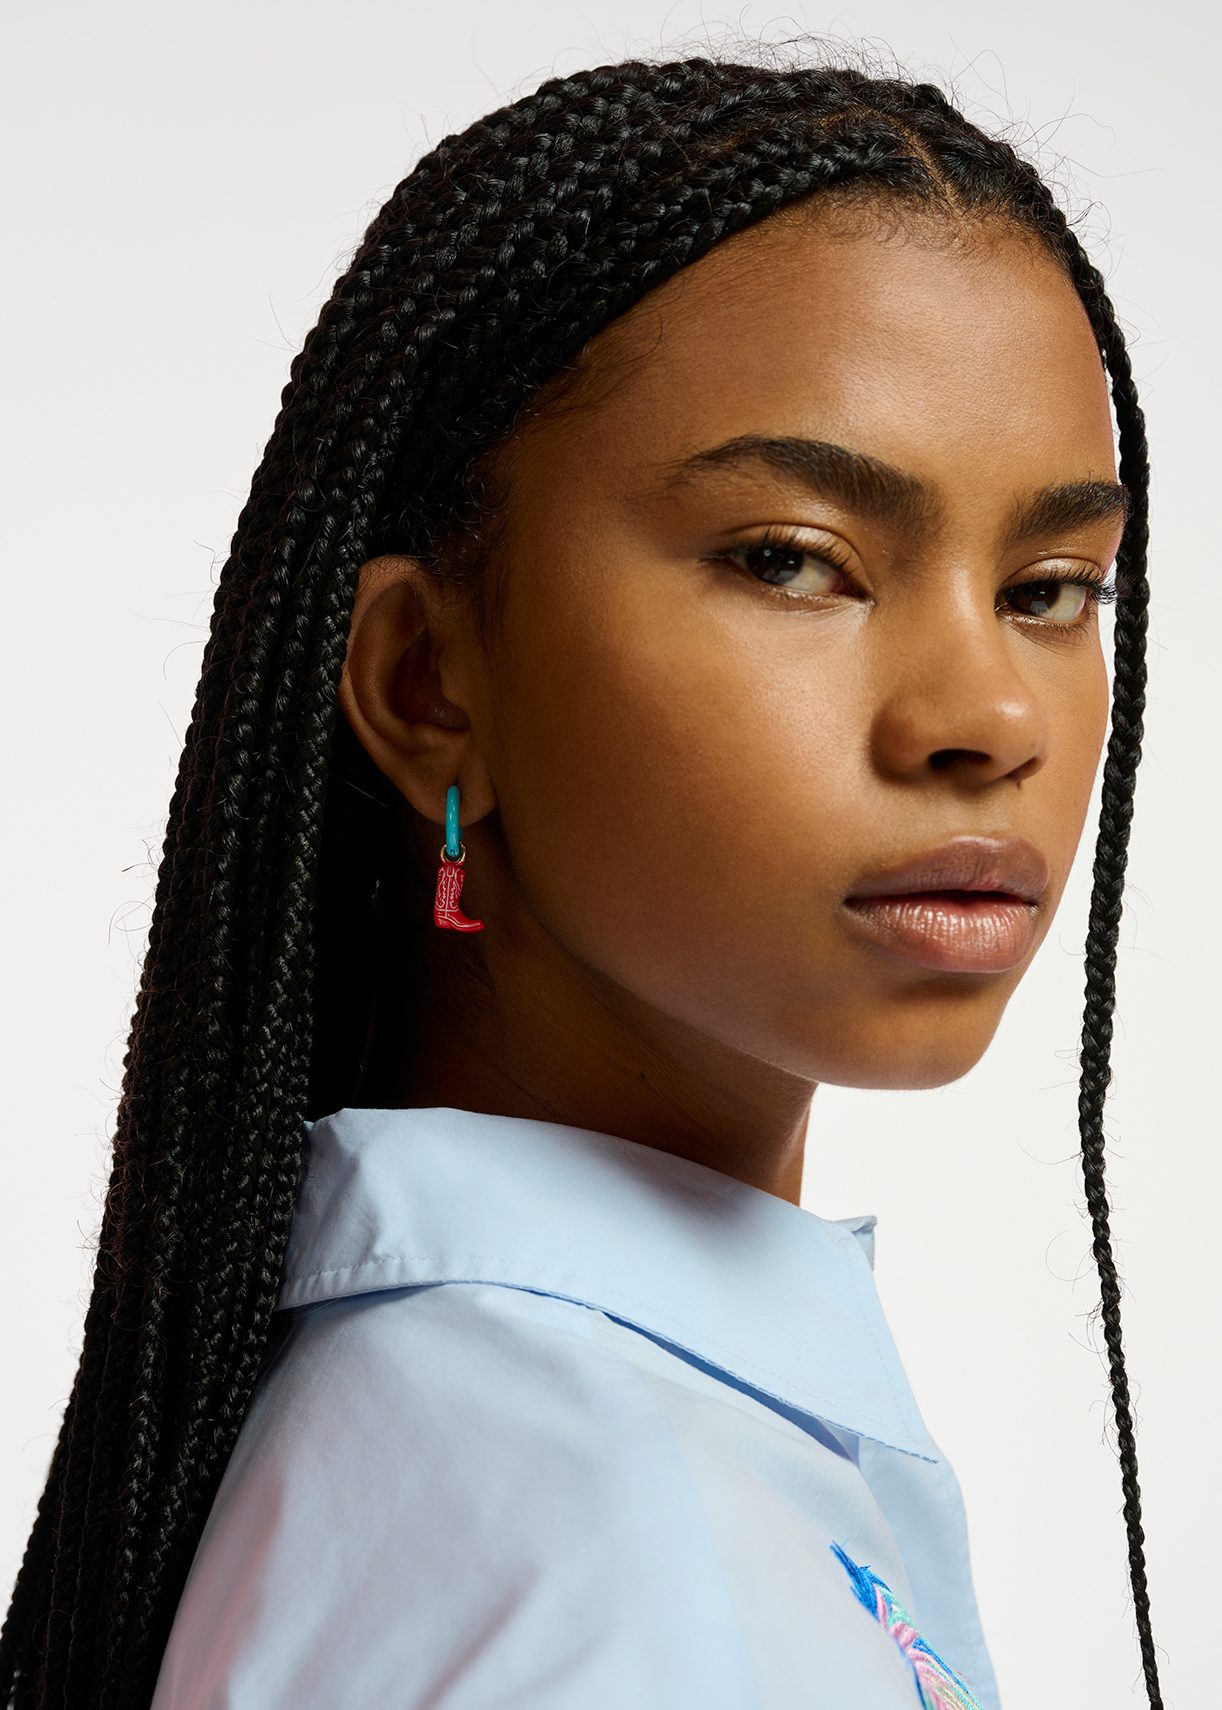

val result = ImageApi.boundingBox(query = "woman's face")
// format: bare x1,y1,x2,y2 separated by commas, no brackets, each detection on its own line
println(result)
341,204,1126,1197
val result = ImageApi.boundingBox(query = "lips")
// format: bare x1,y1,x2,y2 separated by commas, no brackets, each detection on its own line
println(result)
840,835,1051,973
844,835,1051,907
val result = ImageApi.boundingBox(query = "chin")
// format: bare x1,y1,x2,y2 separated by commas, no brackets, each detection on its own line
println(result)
843,1050,988,1092
811,998,1008,1090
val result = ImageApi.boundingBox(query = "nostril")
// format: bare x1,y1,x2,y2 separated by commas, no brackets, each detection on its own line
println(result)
929,749,991,771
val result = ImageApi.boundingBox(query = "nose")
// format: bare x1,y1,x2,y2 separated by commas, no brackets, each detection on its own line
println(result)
868,615,1049,788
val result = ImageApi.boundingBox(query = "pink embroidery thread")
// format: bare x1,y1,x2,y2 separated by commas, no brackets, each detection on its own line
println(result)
830,1540,983,1710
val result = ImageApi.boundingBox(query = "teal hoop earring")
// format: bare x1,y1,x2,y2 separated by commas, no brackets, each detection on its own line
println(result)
433,782,485,932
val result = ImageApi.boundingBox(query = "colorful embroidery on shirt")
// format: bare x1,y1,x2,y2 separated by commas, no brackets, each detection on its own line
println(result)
829,1541,983,1710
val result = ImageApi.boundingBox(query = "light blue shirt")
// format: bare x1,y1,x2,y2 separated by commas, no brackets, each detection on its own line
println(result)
150,1105,1002,1709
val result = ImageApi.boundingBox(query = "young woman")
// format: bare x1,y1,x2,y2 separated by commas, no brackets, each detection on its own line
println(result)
0,51,1162,1710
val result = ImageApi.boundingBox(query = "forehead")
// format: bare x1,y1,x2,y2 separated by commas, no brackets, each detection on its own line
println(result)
504,208,1117,521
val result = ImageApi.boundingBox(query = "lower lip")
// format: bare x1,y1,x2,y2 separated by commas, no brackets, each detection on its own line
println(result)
841,892,1039,973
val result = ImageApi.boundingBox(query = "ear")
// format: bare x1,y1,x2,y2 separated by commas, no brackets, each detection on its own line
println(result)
337,555,495,834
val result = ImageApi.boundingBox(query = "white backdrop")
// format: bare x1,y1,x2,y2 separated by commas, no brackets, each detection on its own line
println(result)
2,4,1212,1704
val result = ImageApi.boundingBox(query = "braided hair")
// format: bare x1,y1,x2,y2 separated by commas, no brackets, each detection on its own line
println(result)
0,51,1160,1709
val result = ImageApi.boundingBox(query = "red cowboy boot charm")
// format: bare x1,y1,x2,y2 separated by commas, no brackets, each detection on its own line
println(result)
433,846,484,931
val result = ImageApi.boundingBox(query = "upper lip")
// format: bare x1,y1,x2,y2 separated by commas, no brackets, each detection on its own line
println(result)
844,835,1050,906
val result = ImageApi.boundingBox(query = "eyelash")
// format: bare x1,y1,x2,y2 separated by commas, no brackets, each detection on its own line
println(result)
713,527,1120,626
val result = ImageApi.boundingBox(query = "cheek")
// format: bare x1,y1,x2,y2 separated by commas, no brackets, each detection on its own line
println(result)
1018,644,1111,943
489,579,871,1027
1058,646,1112,824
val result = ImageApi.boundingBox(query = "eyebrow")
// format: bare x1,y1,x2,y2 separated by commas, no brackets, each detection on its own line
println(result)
647,434,1132,549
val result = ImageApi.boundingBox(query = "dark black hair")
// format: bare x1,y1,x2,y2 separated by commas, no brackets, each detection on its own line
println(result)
0,47,1161,1709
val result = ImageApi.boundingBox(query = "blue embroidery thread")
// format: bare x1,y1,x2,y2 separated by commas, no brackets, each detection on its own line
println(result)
829,1541,983,1710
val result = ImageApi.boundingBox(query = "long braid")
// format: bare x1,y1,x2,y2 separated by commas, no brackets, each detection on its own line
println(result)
0,52,1161,1707
1068,293,1157,1698
1010,202,1159,1703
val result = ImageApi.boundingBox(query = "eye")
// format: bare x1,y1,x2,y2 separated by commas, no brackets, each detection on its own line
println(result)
1001,572,1119,627
713,529,1120,628
712,527,855,596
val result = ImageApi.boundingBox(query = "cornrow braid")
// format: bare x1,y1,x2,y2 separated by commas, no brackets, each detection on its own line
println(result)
0,51,1161,1708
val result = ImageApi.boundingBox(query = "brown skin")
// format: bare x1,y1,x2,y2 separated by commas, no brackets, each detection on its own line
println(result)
337,205,1124,1206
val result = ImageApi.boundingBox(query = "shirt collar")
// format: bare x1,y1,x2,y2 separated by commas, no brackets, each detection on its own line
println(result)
276,1105,940,1462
